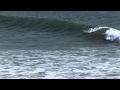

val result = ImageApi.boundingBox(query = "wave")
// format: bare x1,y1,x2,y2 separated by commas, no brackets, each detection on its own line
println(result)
0,14,120,44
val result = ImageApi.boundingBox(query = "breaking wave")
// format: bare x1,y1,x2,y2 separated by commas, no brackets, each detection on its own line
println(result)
84,26,120,43
0,14,120,44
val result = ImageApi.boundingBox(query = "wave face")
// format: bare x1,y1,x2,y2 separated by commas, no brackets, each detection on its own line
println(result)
0,12,119,49
0,15,90,49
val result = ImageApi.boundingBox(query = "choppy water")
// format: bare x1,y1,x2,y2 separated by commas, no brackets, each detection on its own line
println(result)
0,11,120,79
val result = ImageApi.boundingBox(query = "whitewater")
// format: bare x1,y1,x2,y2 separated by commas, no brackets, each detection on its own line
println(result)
84,26,120,42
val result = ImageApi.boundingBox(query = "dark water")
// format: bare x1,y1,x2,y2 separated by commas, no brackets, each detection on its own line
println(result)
0,11,120,79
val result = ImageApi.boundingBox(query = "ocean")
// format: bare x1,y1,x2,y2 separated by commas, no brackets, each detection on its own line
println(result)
0,11,120,79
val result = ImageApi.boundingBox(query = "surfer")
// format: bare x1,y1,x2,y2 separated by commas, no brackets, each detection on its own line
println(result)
88,26,94,29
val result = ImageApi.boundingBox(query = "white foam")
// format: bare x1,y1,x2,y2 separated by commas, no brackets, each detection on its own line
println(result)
85,26,120,42
104,28,120,42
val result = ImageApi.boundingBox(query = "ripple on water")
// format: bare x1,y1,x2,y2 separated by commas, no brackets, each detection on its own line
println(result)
0,48,120,79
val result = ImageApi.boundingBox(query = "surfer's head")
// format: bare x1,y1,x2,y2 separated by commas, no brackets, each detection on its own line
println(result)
88,26,94,29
